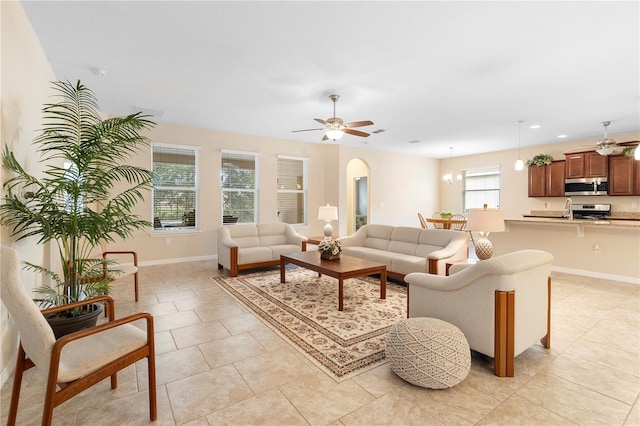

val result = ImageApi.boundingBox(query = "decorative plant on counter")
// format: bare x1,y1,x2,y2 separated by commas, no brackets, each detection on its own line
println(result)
0,80,155,315
525,154,554,166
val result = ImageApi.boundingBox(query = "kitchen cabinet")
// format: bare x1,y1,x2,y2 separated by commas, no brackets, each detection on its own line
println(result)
528,160,565,197
565,151,608,178
608,154,639,196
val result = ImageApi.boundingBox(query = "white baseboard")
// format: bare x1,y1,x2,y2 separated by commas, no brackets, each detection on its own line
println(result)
138,255,217,267
551,265,639,285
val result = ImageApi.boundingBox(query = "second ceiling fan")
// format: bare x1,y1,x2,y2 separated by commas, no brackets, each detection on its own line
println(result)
292,94,374,141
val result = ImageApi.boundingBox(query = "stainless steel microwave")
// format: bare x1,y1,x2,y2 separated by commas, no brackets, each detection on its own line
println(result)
564,178,608,196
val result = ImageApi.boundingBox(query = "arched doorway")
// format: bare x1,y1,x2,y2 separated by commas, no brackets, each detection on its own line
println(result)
346,158,370,235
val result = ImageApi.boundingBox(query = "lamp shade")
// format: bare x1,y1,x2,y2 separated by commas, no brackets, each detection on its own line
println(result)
466,207,505,233
318,205,338,222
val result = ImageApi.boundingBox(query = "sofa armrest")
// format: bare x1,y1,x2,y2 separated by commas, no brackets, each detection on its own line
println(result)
218,227,239,248
284,225,308,246
337,227,366,247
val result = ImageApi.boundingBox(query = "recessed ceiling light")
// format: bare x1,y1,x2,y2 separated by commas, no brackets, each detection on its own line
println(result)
371,129,386,134
529,124,541,129
558,134,568,138
408,139,420,144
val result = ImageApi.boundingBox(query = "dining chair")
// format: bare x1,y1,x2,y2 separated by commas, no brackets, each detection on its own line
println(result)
431,212,444,229
449,213,467,230
0,246,157,425
417,212,428,229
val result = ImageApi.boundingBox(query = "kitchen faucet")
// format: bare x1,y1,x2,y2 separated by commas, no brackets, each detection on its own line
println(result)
563,198,573,220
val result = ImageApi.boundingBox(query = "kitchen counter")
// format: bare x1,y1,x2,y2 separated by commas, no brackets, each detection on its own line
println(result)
508,215,640,237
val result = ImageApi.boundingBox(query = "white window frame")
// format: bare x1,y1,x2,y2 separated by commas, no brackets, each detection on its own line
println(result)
151,143,199,233
221,149,260,224
462,165,501,212
277,155,308,226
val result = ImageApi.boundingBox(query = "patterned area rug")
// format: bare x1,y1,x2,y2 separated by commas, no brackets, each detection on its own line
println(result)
212,268,407,381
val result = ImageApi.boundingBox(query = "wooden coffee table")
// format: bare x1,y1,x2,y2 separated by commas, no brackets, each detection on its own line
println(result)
280,251,387,311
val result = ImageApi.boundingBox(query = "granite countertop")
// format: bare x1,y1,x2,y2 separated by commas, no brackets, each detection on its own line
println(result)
510,211,640,228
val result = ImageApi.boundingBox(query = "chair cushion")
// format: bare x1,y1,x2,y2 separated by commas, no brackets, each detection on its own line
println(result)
58,323,148,383
386,317,470,389
238,247,272,264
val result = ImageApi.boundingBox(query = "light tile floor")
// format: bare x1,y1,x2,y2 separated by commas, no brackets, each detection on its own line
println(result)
1,260,639,425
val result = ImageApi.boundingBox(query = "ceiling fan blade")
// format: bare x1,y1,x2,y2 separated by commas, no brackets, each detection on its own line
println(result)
344,120,373,128
314,118,328,125
344,128,370,137
292,128,324,133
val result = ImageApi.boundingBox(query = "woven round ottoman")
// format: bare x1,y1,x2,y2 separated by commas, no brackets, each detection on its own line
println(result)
386,317,471,389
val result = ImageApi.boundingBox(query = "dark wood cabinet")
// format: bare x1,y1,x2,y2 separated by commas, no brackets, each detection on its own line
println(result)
608,155,639,196
565,151,608,178
528,161,565,197
547,161,566,196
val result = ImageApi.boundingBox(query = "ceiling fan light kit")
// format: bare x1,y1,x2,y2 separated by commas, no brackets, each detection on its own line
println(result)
595,120,618,156
293,94,374,142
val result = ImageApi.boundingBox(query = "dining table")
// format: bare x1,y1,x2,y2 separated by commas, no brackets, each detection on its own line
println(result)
425,217,467,230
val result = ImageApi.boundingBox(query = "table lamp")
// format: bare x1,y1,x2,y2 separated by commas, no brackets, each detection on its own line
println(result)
318,204,338,239
466,204,505,260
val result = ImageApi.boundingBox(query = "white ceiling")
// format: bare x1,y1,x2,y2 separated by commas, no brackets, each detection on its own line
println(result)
21,1,640,159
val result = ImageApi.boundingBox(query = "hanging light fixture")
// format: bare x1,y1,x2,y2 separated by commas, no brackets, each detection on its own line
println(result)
514,120,524,171
596,121,616,156
325,129,344,140
443,147,462,184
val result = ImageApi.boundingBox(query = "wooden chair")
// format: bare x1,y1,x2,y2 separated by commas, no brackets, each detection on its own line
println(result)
417,212,428,229
102,251,140,302
0,246,157,425
449,214,467,230
431,212,444,229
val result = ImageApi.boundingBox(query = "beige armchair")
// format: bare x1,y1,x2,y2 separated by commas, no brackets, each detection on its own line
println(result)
1,247,156,425
404,249,553,377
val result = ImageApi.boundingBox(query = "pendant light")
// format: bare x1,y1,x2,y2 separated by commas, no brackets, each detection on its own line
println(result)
514,120,524,171
443,147,461,184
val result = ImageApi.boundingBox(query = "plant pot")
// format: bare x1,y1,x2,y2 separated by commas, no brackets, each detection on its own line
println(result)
45,303,103,339
321,252,340,261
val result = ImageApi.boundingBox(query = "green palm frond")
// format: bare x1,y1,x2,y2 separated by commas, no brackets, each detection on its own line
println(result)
0,80,154,313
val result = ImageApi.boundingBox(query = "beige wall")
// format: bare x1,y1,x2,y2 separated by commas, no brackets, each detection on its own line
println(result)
1,1,57,385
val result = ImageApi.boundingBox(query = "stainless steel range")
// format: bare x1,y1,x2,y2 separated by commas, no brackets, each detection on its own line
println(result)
572,203,611,220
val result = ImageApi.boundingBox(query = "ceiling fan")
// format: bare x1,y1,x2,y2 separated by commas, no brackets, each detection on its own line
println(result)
594,121,620,156
292,94,374,141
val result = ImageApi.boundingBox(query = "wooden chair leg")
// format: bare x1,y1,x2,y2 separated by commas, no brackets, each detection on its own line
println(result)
133,271,139,302
7,345,27,426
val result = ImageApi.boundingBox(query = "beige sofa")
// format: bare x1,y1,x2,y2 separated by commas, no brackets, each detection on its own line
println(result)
338,224,469,279
217,223,307,277
404,250,554,377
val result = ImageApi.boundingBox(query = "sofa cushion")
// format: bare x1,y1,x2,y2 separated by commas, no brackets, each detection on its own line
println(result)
269,244,303,260
361,225,393,251
238,247,272,264
390,255,428,276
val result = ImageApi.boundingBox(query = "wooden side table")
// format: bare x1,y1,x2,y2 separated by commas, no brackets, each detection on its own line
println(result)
306,236,341,245
446,258,478,276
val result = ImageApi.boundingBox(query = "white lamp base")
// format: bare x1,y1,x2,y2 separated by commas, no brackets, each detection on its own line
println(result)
475,238,494,260
323,222,333,239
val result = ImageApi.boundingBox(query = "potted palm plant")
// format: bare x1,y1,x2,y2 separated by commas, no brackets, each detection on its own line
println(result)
0,80,154,333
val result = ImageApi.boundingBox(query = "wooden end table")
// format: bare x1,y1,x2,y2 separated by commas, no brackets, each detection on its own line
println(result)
280,251,386,311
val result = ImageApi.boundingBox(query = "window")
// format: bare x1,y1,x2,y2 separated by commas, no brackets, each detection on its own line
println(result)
462,165,501,211
152,144,198,230
221,150,259,224
277,155,308,225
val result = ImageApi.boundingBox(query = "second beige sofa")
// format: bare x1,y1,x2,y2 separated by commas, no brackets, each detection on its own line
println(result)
338,224,469,279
